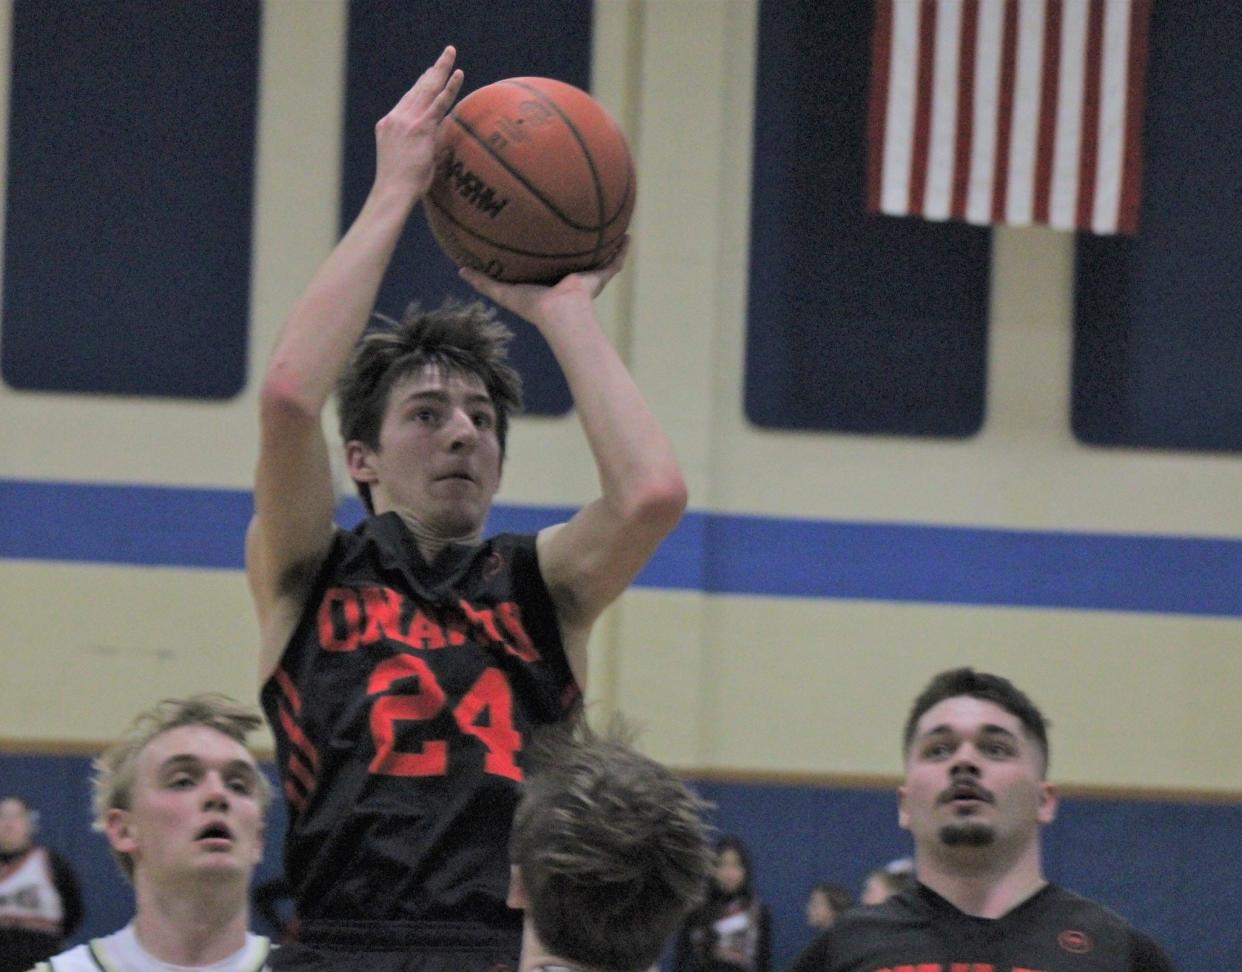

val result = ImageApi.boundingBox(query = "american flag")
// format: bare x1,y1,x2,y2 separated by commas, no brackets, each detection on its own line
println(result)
867,0,1151,234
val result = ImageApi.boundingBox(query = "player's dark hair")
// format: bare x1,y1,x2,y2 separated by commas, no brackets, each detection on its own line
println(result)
336,300,523,513
511,720,713,972
902,667,1050,771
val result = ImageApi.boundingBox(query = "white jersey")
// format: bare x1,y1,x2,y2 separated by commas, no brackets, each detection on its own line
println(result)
0,846,63,933
33,923,270,972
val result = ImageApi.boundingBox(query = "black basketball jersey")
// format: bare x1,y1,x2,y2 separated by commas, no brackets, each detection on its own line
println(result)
788,883,1174,972
261,513,578,928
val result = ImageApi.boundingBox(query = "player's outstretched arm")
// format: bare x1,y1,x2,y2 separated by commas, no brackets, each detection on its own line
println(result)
248,46,464,682
460,240,687,688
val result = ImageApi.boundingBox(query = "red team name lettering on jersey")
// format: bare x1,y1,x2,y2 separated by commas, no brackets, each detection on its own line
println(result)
315,585,540,661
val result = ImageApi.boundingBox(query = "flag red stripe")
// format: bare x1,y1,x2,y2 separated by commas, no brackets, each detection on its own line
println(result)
1118,0,1151,233
867,0,896,213
1033,0,1064,224
950,0,980,219
1075,0,1105,229
991,0,1020,222
868,0,1146,234
909,0,939,215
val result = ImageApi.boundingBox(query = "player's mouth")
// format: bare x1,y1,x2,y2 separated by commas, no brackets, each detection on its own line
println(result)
195,822,235,849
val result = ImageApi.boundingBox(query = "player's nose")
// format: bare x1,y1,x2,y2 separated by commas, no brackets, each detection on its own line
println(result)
446,408,479,448
201,772,231,810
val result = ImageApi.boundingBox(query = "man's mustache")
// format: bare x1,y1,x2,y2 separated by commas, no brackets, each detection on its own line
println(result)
937,780,995,805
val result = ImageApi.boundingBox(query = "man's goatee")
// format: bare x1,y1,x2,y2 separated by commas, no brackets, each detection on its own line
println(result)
940,823,995,847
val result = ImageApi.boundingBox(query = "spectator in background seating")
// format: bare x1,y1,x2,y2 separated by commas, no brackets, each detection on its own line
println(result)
0,796,84,972
805,881,853,932
859,857,915,906
673,835,771,972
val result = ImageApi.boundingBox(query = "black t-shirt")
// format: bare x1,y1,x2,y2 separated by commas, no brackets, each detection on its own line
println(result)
261,514,578,929
789,883,1174,972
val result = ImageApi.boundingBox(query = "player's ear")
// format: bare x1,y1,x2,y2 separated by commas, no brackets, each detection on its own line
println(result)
1036,781,1058,826
345,440,379,484
105,807,137,855
507,864,528,910
253,820,266,866
897,784,911,831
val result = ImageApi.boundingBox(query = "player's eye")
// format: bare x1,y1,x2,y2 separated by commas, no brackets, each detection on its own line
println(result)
227,776,255,795
167,774,196,789
922,741,951,759
473,411,494,430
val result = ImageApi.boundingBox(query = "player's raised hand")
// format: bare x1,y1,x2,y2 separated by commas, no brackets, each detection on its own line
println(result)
459,237,629,327
373,45,463,203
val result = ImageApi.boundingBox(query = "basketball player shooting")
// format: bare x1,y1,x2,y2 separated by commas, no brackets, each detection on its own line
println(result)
245,46,686,972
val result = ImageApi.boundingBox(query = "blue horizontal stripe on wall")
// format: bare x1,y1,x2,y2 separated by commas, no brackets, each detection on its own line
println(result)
2,479,1240,617
703,513,1242,617
0,480,255,570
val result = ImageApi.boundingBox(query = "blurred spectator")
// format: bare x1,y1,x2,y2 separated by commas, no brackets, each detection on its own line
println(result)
673,835,772,972
805,881,853,931
0,795,84,972
859,857,915,905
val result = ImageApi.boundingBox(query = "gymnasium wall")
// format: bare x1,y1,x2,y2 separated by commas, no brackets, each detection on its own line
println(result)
1,2,1239,970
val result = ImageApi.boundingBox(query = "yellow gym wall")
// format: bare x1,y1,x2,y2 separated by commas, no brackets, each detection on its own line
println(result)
1,0,1239,800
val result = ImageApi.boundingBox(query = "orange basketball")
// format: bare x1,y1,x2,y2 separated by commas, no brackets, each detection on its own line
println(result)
424,76,635,283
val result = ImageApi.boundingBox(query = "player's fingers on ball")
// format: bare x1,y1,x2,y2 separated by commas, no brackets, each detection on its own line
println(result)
419,45,456,86
401,47,456,106
432,70,464,114
435,45,457,71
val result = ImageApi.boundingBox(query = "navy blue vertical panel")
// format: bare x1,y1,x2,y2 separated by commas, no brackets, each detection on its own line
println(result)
1,1,260,399
1072,2,1242,451
342,1,595,416
745,1,990,436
